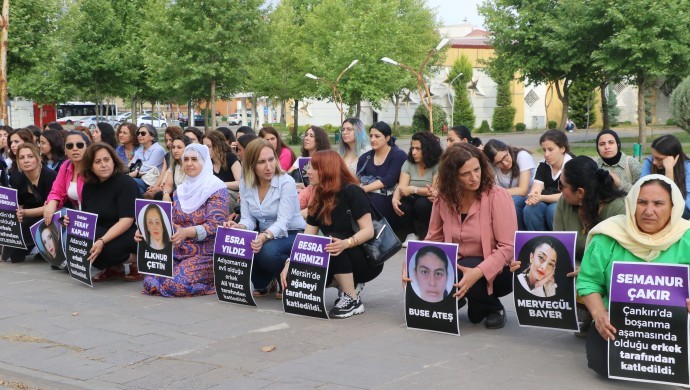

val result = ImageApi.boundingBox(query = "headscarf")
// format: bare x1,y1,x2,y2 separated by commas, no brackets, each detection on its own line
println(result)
175,144,226,213
596,129,622,166
586,174,690,261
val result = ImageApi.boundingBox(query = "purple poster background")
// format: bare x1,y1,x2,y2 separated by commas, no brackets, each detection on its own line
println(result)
65,210,98,287
213,227,258,306
0,186,26,249
514,231,576,269
298,157,311,185
283,233,331,319
610,262,689,307
66,210,97,240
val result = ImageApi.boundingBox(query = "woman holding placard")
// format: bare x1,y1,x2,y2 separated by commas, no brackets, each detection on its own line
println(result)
6,144,57,263
280,150,378,318
227,139,305,299
416,143,516,329
73,143,139,282
577,175,690,377
141,144,228,297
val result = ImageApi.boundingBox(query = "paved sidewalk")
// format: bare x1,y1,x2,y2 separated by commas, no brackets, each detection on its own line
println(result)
0,253,666,390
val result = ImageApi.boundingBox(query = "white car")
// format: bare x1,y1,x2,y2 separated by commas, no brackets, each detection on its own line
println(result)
75,116,119,130
136,115,168,128
117,112,132,122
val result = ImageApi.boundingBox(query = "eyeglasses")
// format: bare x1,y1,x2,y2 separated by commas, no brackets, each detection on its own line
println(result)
65,142,85,150
341,127,354,133
493,153,510,167
137,131,149,136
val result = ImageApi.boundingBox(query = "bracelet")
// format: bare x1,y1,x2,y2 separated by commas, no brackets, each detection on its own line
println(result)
414,186,418,195
352,235,359,246
347,237,354,248
96,238,105,245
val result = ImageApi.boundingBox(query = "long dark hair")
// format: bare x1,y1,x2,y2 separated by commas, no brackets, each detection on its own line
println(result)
562,156,626,233
408,132,443,168
539,129,573,156
483,139,531,184
260,126,295,164
40,130,66,163
650,134,688,200
301,126,331,157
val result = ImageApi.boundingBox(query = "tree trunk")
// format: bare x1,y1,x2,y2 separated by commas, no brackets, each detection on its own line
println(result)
600,83,609,130
251,95,258,128
210,80,216,130
280,99,286,126
355,102,361,118
637,79,647,146
0,0,8,125
554,80,570,130
188,97,193,128
38,104,44,129
293,100,299,136
393,95,400,133
132,95,137,123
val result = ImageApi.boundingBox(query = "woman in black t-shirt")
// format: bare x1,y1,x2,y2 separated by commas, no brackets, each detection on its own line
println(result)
280,150,382,319
202,131,241,210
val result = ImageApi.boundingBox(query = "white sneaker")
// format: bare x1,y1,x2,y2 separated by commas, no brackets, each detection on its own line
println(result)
402,233,416,248
329,293,364,318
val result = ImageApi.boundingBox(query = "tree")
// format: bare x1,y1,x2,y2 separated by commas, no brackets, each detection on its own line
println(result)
606,86,621,128
671,75,690,132
411,103,446,133
491,75,515,132
145,0,265,130
447,55,473,127
593,0,690,145
568,81,598,129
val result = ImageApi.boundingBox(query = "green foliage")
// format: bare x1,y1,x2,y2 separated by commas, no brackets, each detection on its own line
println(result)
671,75,690,132
476,120,491,133
448,55,474,127
515,122,526,132
491,76,515,132
607,87,621,127
667,118,678,126
548,120,558,129
644,89,653,125
568,81,598,128
411,104,447,134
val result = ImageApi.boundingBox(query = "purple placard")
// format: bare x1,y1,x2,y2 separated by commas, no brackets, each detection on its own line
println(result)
29,213,66,269
135,199,174,278
65,210,98,287
66,210,97,240
0,186,26,249
298,157,311,185
290,233,330,269
213,227,258,306
514,231,576,269
610,262,689,307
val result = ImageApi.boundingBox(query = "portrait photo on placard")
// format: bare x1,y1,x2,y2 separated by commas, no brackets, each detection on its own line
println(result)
515,235,571,298
408,245,455,303
33,220,66,268
137,203,173,252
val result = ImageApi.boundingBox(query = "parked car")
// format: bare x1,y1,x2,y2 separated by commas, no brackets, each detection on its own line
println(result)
75,116,120,130
228,112,251,126
179,114,205,128
136,115,168,128
117,112,132,123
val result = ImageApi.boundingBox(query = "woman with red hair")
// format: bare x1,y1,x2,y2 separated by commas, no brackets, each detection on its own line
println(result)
280,150,380,318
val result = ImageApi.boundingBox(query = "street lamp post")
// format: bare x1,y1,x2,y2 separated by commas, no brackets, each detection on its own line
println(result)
447,71,463,127
305,60,358,124
381,38,449,133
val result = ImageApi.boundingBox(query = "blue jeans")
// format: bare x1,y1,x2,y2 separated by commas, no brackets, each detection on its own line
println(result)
512,195,527,231
523,201,557,231
132,177,149,197
252,232,299,290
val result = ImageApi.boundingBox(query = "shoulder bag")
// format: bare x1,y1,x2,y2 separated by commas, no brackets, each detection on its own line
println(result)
347,202,402,267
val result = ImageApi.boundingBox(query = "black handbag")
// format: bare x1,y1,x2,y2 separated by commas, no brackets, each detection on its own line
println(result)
347,206,402,267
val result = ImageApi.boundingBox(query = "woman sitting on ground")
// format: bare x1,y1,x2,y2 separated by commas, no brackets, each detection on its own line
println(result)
129,124,166,195
6,144,57,263
183,127,203,144
227,139,305,299
260,126,296,171
392,131,442,242
595,129,641,192
483,139,535,230
202,130,241,210
577,175,690,377
39,130,66,172
141,144,229,297
75,143,140,282
115,123,140,166
339,118,370,174
414,143,516,329
281,150,379,318
7,128,35,183
93,122,118,149
641,134,690,218
159,135,191,202
446,125,482,148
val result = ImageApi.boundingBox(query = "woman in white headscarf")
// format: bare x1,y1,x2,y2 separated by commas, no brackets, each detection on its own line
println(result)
577,174,690,377
141,144,229,297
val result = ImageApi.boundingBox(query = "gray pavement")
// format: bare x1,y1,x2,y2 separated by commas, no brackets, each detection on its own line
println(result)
0,253,668,390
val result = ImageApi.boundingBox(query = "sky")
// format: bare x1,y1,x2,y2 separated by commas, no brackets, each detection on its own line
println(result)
425,0,486,28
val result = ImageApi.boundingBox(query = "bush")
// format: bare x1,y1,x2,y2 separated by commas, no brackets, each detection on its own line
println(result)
666,118,677,126
606,87,621,127
515,122,526,132
287,124,310,145
569,81,598,128
476,120,491,133
392,125,414,137
671,75,690,132
492,106,516,132
411,103,448,133
548,120,557,129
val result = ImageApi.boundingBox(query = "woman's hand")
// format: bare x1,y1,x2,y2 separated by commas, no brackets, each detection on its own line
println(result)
325,237,348,257
223,221,244,229
401,261,411,289
88,239,104,262
296,183,305,193
280,261,290,291
426,185,437,202
129,169,139,178
663,155,679,172
250,235,267,253
525,192,541,206
592,309,616,340
509,260,521,273
134,229,143,242
171,224,193,245
61,215,70,227
567,265,579,278
392,198,404,216
16,206,24,223
43,202,57,225
399,185,414,197
453,264,484,298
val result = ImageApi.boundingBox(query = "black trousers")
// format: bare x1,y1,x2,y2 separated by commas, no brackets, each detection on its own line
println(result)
586,323,609,377
459,256,513,321
398,195,433,239
327,245,384,287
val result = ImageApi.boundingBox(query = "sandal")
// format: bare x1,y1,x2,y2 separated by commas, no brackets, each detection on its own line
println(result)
92,267,125,283
253,280,276,298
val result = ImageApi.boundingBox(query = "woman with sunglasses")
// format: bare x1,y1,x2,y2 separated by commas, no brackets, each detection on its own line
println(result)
129,124,166,195
482,139,535,230
43,131,91,226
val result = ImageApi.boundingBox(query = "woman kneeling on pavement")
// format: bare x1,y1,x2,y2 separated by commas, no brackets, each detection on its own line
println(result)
227,139,305,299
281,150,380,318
141,144,229,297
74,143,140,282
418,143,516,329
577,174,690,377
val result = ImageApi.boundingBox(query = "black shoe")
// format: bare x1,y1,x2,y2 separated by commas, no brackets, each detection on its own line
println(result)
334,283,365,306
10,256,26,263
485,310,507,329
468,304,486,324
329,293,364,318
33,253,44,261
457,297,467,310
574,304,593,338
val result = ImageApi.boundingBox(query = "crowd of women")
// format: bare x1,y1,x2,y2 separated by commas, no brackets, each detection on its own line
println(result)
4,119,690,379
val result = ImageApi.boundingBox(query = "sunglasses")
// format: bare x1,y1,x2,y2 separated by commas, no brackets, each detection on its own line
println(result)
137,131,149,137
65,142,85,150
